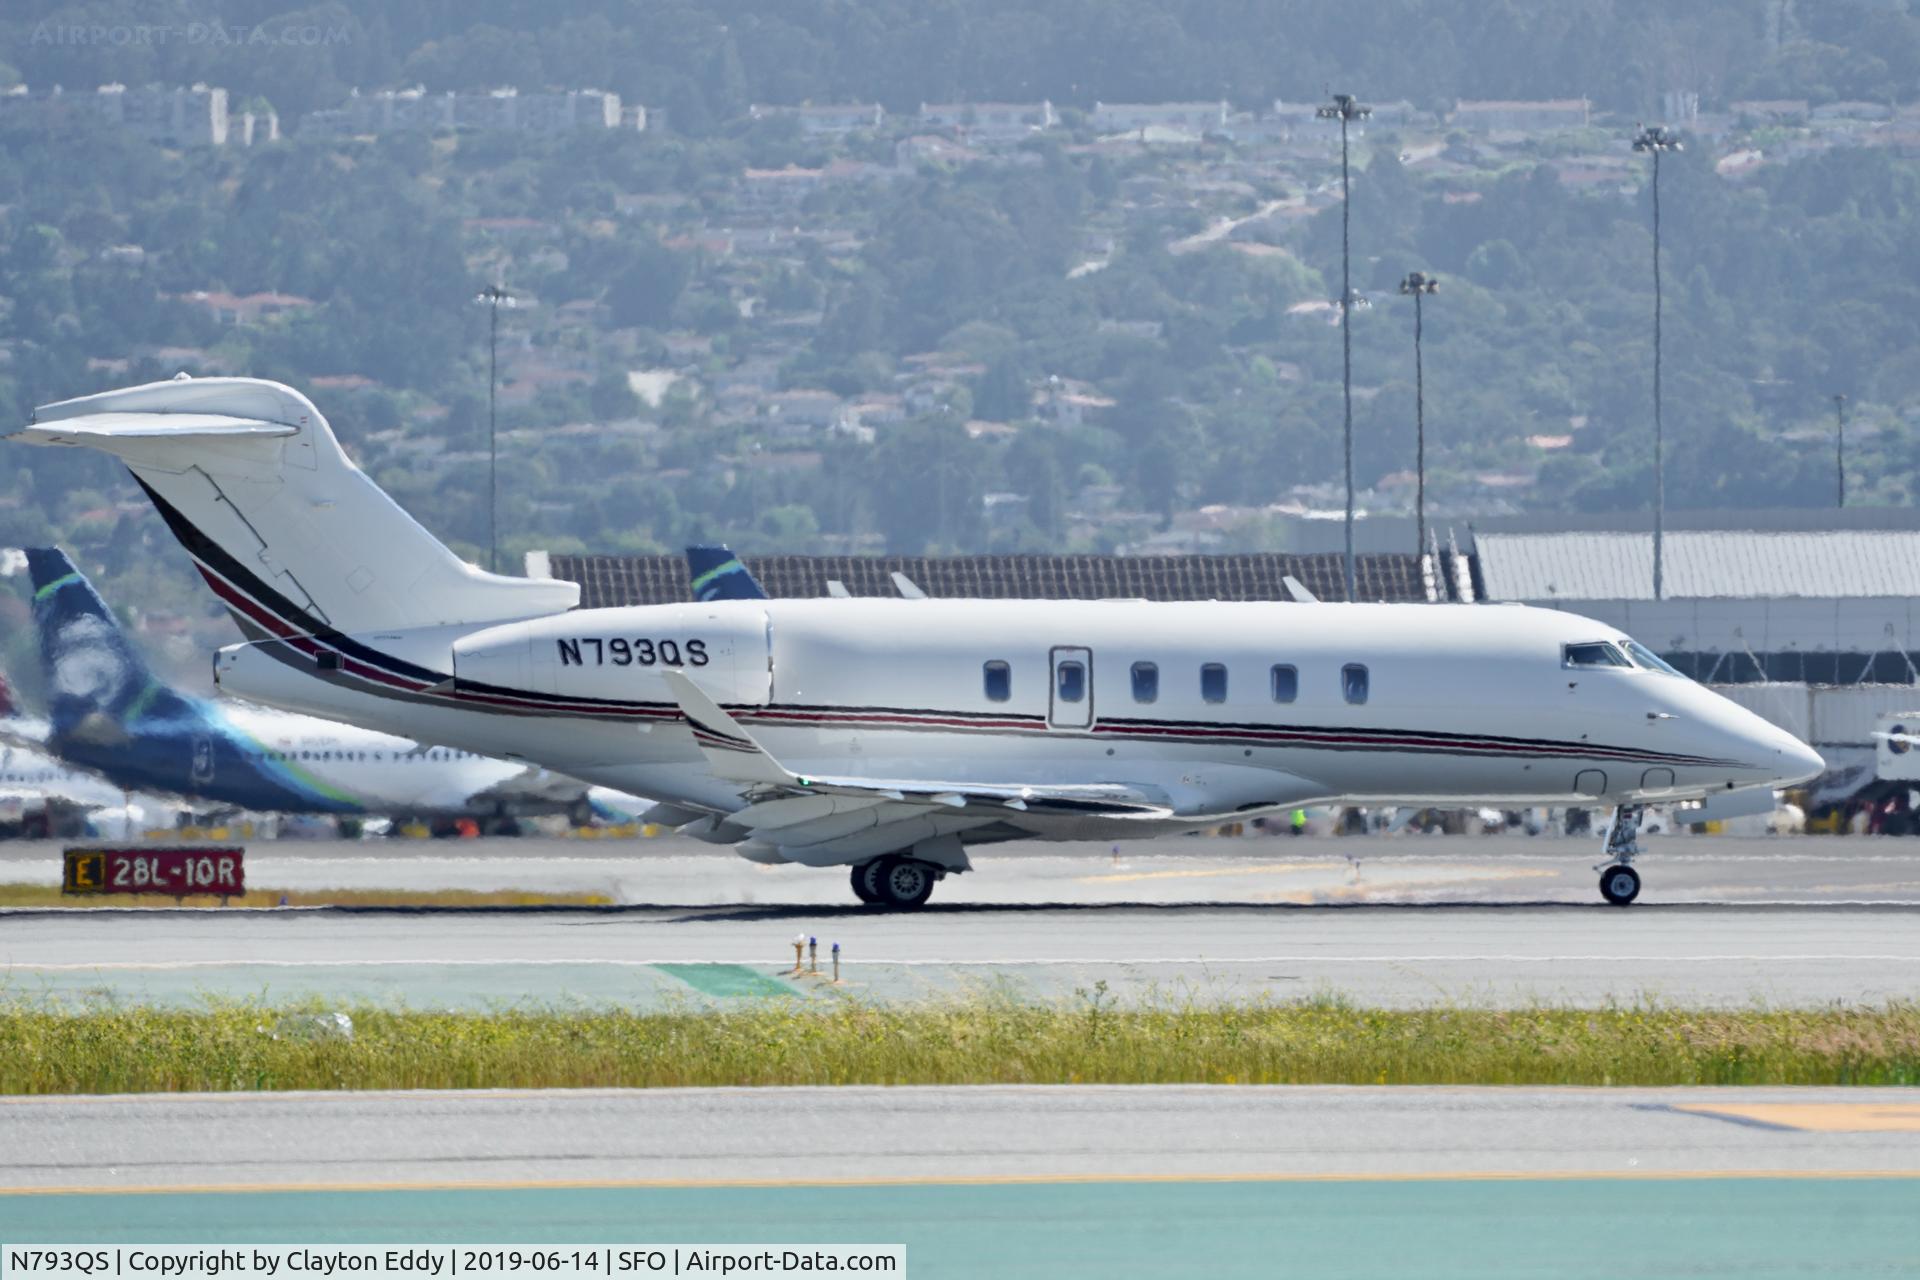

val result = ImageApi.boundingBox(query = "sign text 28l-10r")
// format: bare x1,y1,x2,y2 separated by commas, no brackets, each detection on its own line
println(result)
63,847,244,899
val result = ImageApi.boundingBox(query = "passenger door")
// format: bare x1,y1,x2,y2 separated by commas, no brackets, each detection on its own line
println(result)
1049,646,1093,729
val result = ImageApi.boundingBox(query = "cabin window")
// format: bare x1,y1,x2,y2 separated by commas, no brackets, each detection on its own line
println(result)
1131,662,1159,703
1342,663,1370,705
1564,641,1630,669
983,660,1012,702
1057,660,1086,703
1270,664,1298,703
1201,663,1228,704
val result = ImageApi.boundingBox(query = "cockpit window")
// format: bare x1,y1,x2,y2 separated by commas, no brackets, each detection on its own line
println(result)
1623,639,1683,676
1563,641,1630,669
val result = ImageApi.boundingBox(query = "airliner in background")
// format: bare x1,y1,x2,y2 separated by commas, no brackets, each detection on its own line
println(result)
0,672,157,836
9,376,1823,906
1,546,637,829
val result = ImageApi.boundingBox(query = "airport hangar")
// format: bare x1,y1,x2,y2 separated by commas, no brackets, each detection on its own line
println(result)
529,506,1920,796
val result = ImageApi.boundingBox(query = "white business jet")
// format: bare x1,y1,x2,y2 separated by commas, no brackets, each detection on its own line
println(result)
8,377,1823,907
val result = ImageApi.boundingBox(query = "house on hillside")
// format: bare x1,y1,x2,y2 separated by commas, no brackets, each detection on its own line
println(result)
1092,101,1229,137
178,290,314,326
1451,98,1591,132
748,102,884,136
917,101,1056,141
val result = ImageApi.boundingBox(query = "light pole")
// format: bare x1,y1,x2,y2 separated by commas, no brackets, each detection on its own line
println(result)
1832,393,1847,508
1318,92,1371,602
475,283,515,574
1632,124,1681,600
1399,271,1438,564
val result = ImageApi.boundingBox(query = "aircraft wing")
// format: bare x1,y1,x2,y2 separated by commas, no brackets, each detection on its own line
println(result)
464,764,591,811
660,671,1173,820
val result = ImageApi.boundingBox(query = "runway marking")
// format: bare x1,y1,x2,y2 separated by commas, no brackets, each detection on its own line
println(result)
655,963,796,998
1079,863,1559,885
1083,861,1343,883
6,953,1920,971
4,1169,1920,1197
1676,1103,1920,1133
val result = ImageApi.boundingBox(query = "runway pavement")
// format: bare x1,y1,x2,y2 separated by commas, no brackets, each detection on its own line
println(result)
5,831,1920,907
3,900,1919,1008
1,1087,1916,1277
5,833,1920,1007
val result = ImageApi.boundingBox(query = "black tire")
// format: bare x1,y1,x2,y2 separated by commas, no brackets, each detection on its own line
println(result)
872,855,937,910
1599,864,1642,906
851,861,883,905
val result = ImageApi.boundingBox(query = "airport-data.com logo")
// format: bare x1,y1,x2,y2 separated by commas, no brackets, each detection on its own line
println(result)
31,20,352,49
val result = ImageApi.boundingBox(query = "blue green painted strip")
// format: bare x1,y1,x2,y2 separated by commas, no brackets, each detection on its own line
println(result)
120,681,164,726
691,558,745,593
31,572,81,602
656,963,797,998
2,1180,1917,1278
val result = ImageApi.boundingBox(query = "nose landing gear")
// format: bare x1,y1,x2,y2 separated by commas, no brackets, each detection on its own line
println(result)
1596,804,1644,906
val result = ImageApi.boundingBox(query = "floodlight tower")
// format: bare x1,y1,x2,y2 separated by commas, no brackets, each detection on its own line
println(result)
475,283,516,574
1398,271,1439,565
1632,123,1681,600
1318,91,1371,602
1833,393,1847,508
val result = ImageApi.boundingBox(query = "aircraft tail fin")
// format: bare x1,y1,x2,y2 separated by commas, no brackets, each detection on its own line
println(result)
686,545,769,602
9,377,578,638
27,547,197,738
0,671,15,718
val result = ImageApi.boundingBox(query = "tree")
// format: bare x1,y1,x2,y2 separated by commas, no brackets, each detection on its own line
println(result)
608,244,693,329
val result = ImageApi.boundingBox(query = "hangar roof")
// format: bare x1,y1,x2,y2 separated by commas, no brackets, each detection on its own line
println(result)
547,552,1434,607
1477,531,1920,600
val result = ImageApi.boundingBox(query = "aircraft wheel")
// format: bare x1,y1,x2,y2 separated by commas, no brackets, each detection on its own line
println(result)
851,861,884,905
1599,864,1641,906
872,855,937,910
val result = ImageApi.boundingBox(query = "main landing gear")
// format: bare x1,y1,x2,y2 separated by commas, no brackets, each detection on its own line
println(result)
1597,804,1644,906
851,855,940,910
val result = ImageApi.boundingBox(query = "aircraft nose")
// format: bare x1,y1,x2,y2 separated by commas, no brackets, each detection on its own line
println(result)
1773,736,1825,787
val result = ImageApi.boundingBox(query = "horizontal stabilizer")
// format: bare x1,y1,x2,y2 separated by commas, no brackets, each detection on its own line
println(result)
8,412,296,444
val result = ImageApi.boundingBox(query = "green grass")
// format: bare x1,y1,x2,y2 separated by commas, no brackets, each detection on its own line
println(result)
3,994,1919,1093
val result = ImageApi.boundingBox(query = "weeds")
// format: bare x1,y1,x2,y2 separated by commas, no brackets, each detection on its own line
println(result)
1,997,1917,1094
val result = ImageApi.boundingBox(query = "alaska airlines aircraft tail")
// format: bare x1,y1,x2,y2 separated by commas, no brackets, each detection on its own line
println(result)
28,546,199,738
686,545,769,601
9,377,578,638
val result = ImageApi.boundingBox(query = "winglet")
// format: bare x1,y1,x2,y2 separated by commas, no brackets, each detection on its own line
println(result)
825,580,851,598
659,670,794,786
1282,575,1319,603
890,571,927,599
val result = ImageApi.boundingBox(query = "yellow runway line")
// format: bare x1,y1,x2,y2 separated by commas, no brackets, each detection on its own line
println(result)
1675,1103,1920,1132
5,1169,1920,1197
